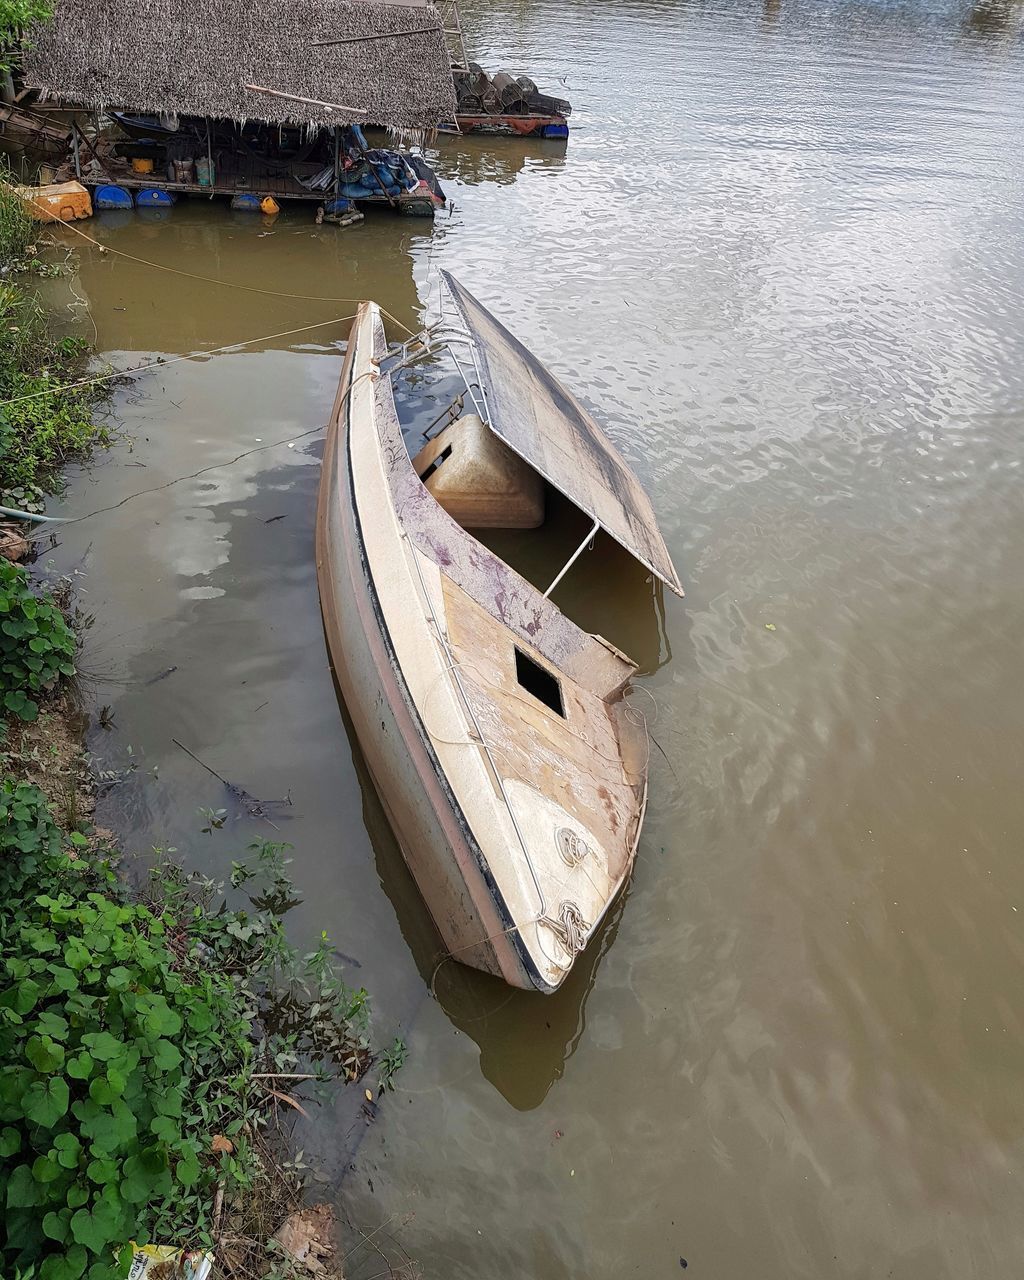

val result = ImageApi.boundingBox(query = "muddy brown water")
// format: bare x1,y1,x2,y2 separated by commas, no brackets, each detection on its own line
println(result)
38,0,1024,1275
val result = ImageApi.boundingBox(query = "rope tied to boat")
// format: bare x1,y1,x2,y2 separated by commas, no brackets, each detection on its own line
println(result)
540,900,590,960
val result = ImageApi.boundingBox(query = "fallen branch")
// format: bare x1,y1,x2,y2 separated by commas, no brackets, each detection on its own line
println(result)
171,738,291,827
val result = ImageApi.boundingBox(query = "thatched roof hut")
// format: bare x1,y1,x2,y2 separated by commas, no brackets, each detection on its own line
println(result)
23,0,457,131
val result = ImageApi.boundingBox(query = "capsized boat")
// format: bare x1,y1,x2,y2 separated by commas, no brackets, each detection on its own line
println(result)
316,273,682,992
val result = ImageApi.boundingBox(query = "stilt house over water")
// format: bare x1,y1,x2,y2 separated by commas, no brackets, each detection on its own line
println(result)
20,0,457,213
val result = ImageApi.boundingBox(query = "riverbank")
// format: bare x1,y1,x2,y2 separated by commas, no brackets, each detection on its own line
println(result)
0,189,387,1280
0,172,106,519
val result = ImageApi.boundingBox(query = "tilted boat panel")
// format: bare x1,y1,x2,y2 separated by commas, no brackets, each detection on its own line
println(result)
441,271,683,597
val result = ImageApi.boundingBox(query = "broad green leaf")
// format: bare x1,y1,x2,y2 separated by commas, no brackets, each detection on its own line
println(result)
43,1208,71,1242
105,1064,127,1096
0,1125,21,1156
64,939,92,972
86,1155,118,1184
55,1131,83,1168
66,1051,95,1080
6,1163,38,1207
26,1033,65,1073
81,1031,124,1061
31,1152,63,1183
40,1242,88,1279
48,966,79,993
71,1192,124,1254
176,1147,201,1190
23,1075,70,1127
35,1010,70,1039
152,1089,182,1119
88,1075,116,1106
67,1179,90,1208
150,1114,178,1143
10,976,42,1013
105,965,132,990
149,1038,182,1071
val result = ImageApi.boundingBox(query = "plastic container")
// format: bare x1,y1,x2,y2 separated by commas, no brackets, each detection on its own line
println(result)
136,188,175,208
195,156,215,187
131,156,154,174
411,414,544,529
16,181,92,223
93,185,134,210
230,192,262,211
260,196,280,216
324,197,353,216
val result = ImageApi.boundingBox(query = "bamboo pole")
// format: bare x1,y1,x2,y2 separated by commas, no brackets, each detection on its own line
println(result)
311,26,438,48
243,84,366,115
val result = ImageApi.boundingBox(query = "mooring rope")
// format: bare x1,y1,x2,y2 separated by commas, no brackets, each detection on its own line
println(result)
0,312,357,409
49,216,417,336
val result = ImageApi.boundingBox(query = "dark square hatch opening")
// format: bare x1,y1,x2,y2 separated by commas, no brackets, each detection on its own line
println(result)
515,648,565,717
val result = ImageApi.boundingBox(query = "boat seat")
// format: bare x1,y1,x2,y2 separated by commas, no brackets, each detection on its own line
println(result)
411,414,544,530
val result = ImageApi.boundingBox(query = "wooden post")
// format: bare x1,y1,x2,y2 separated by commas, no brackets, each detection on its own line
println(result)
333,125,340,196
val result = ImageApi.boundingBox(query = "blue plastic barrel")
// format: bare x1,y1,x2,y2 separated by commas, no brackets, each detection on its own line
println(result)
93,185,134,210
324,197,354,216
136,188,176,207
540,123,570,139
230,192,262,211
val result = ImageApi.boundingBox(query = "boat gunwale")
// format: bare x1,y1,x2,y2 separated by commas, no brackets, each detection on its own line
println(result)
328,303,557,993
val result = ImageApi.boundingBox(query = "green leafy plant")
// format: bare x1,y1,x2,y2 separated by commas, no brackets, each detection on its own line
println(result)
0,0,53,75
377,1037,407,1093
0,561,76,722
0,165,33,263
1,800,385,1279
0,179,107,495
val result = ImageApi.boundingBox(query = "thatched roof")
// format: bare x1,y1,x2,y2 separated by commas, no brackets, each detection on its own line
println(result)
23,0,457,130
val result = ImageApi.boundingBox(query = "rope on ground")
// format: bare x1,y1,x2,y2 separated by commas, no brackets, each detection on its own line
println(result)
0,312,356,408
51,217,416,335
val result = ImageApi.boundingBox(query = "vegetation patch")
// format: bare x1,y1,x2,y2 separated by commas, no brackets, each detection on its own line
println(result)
0,782,380,1280
0,171,109,498
0,559,77,722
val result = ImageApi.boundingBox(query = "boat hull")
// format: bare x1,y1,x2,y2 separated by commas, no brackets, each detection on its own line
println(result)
316,322,552,991
450,113,568,138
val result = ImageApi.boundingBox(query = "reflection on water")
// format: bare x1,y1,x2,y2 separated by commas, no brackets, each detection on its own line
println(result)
41,0,1024,1275
431,135,568,187
962,0,1024,39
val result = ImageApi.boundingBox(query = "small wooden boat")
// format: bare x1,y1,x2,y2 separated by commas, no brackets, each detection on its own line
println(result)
316,274,682,991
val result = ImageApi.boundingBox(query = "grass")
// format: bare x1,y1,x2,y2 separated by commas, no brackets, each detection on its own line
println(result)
0,168,109,501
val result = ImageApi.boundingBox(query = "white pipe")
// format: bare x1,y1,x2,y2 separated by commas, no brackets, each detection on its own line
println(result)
0,505,66,524
544,520,599,599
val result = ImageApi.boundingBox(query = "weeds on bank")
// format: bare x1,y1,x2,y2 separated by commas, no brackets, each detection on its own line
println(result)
0,785,377,1280
0,559,76,722
0,170,108,497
